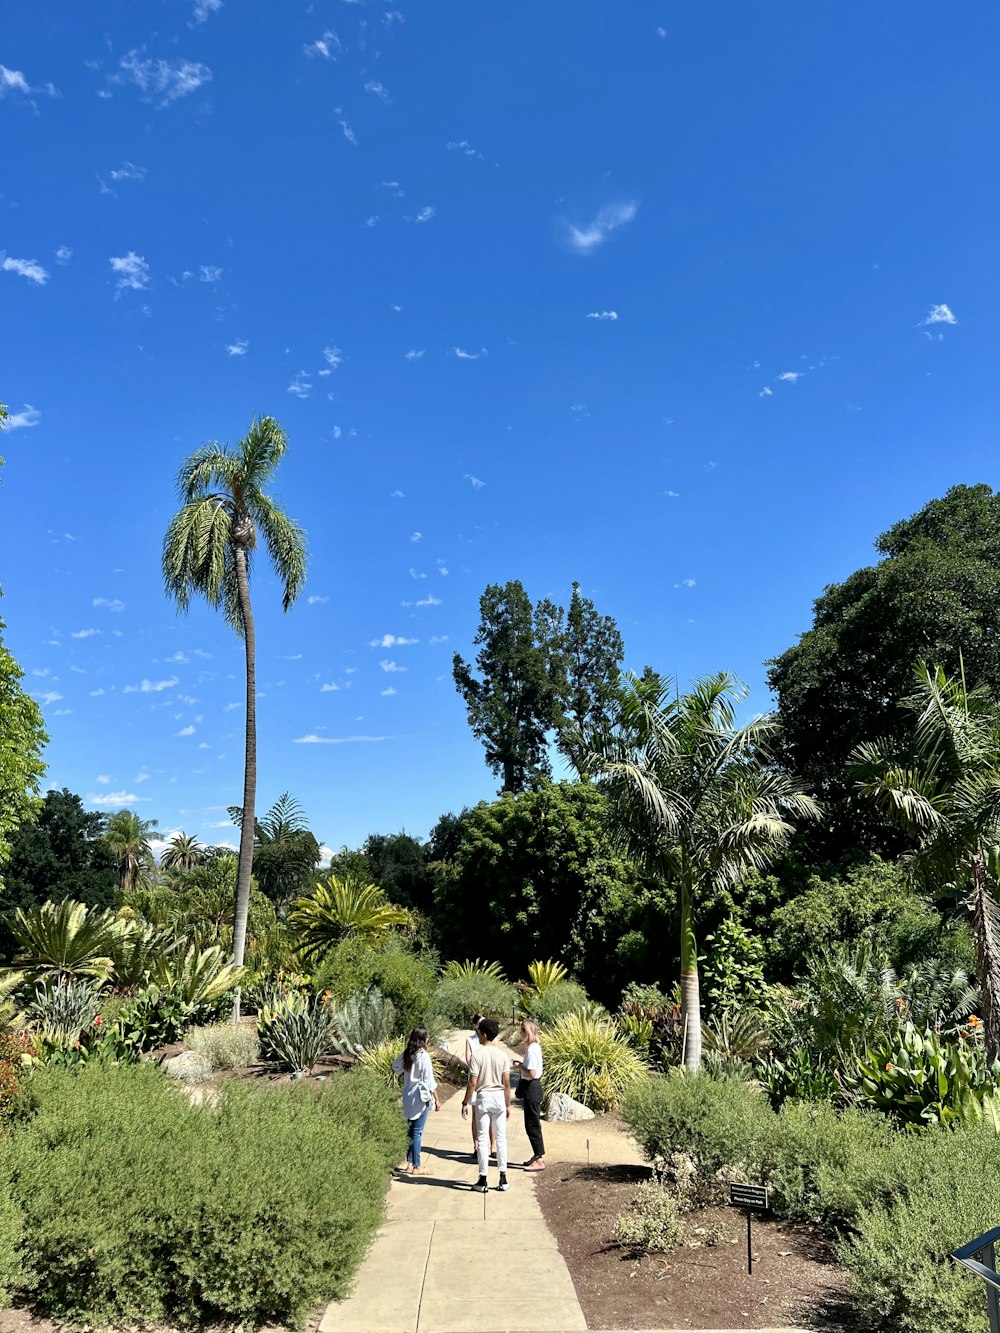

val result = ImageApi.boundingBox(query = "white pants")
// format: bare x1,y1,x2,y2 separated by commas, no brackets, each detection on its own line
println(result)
475,1089,508,1174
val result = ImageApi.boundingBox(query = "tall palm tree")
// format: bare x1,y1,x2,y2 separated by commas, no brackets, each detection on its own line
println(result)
576,672,819,1069
228,791,321,905
160,831,205,873
104,810,158,895
853,662,1000,1059
162,416,307,1010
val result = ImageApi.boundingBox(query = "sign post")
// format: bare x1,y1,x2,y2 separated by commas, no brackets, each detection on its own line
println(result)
729,1183,770,1276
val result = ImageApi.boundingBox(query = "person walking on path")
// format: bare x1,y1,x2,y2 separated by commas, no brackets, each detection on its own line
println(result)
464,1013,497,1161
392,1027,440,1176
513,1018,546,1171
462,1016,511,1193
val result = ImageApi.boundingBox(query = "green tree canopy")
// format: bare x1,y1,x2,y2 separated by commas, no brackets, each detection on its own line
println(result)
453,579,624,792
432,780,640,993
0,617,47,889
768,484,1000,855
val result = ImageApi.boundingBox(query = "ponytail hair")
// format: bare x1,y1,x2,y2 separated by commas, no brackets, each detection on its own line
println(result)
403,1027,428,1073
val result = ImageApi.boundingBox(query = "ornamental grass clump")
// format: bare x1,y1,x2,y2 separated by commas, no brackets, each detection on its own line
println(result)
542,1012,647,1111
186,1020,260,1070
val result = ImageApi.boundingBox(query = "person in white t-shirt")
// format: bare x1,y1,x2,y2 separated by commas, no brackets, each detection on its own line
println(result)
464,1014,496,1161
462,1016,511,1193
513,1018,545,1170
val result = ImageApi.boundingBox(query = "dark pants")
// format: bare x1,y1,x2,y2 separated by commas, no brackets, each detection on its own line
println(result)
522,1077,545,1158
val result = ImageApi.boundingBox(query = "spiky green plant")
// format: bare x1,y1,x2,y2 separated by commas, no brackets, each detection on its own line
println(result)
542,1012,647,1111
358,1038,402,1090
290,877,411,959
9,900,119,982
258,990,342,1074
441,959,507,982
702,1010,771,1061
27,978,102,1049
330,987,397,1052
152,944,244,1006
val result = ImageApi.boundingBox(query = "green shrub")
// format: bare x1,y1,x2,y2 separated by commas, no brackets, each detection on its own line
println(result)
312,937,437,1033
331,986,397,1050
851,1023,1000,1127
186,1021,261,1070
3,1061,402,1326
613,1179,683,1253
542,1013,647,1111
520,980,590,1025
624,1070,776,1174
434,971,517,1026
757,1047,840,1107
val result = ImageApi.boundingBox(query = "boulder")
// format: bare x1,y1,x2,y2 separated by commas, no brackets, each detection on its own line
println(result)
545,1092,595,1122
163,1051,212,1085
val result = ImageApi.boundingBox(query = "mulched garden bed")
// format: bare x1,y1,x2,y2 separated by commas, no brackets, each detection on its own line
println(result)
535,1162,859,1331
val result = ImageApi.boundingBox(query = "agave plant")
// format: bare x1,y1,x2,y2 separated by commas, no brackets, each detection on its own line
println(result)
290,876,411,959
27,978,102,1049
9,900,119,982
702,1010,772,1061
258,989,345,1074
330,986,397,1052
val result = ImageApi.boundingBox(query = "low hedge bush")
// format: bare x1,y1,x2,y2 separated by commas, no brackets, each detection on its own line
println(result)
434,971,517,1026
622,1072,999,1333
2,1060,404,1326
186,1020,261,1070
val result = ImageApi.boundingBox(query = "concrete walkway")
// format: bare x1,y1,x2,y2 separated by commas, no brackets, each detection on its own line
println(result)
320,1084,585,1333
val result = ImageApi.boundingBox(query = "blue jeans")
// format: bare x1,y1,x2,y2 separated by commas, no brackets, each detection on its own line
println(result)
407,1104,430,1167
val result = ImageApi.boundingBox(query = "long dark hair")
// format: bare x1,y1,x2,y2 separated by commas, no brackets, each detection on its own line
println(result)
403,1027,429,1073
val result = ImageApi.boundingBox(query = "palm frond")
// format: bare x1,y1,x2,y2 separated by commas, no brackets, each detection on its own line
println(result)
252,495,308,610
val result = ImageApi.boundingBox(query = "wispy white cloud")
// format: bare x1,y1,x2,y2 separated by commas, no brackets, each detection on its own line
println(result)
88,790,145,807
226,339,248,356
664,490,680,498
674,578,696,589
89,688,106,697
405,348,425,360
383,10,405,28
307,594,329,605
176,724,196,736
453,346,486,359
409,532,423,543
110,252,150,292
287,370,312,398
70,628,100,639
305,31,342,59
93,597,124,612
35,690,63,705
562,200,639,255
447,139,483,159
759,386,773,397
380,659,408,673
364,79,391,103
193,0,223,22
0,65,58,101
335,108,358,146
55,245,72,264
371,634,418,647
4,404,41,430
416,594,442,607
409,569,427,579
464,473,485,488
366,215,380,228
430,634,449,644
124,676,179,693
199,264,223,282
319,681,342,692
776,371,801,383
414,206,436,223
586,310,618,321
293,734,388,744
96,774,110,784
322,345,343,369
381,686,397,696
114,50,212,107
1,254,49,285
920,303,957,326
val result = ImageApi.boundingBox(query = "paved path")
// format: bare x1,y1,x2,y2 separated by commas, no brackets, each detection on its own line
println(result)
320,1083,585,1333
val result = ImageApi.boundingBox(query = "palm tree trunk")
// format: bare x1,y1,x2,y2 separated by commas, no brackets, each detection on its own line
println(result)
231,544,257,1020
679,875,702,1070
970,854,1000,1062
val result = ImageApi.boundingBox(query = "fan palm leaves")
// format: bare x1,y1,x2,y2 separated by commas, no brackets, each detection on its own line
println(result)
162,417,308,1001
576,671,819,1069
8,899,120,982
289,876,411,959
441,959,508,982
853,661,1000,1057
104,810,158,895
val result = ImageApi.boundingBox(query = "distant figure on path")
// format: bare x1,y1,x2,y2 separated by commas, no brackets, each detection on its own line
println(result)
514,1018,546,1171
392,1027,440,1176
465,1013,496,1161
462,1016,511,1193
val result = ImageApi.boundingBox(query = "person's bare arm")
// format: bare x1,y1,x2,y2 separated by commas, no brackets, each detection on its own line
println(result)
461,1072,479,1118
503,1070,511,1117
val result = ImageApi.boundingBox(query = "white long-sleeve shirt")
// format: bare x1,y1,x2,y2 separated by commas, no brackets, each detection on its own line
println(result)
392,1048,437,1121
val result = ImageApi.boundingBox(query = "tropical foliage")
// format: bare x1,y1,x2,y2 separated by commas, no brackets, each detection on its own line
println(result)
290,876,411,958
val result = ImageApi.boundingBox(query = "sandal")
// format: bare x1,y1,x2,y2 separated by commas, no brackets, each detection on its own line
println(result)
524,1160,546,1172
409,1166,432,1176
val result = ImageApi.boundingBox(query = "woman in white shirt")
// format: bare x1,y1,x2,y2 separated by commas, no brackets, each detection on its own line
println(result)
391,1027,440,1175
514,1019,545,1170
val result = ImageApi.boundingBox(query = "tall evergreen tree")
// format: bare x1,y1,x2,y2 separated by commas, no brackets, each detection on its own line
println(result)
554,582,625,778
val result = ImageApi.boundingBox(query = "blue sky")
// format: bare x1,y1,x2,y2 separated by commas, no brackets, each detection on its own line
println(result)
2,2,997,859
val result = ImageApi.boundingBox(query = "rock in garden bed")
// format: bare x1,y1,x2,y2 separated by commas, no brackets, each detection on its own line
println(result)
534,1161,856,1331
